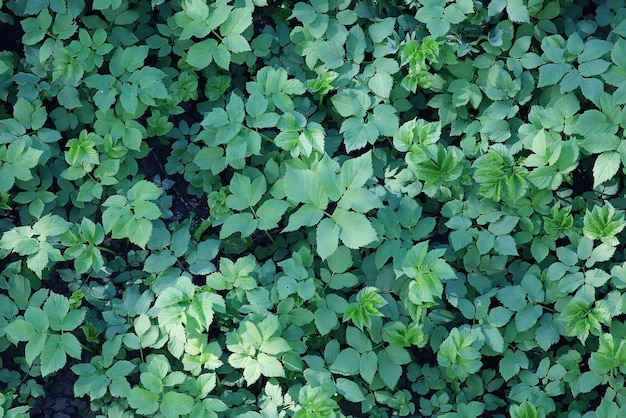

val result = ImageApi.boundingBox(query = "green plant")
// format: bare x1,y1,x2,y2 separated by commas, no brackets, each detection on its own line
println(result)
3,0,626,416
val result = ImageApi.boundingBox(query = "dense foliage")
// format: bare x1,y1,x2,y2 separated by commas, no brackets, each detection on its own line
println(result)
2,0,626,416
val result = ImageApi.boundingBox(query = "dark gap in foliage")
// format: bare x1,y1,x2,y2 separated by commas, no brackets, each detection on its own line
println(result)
571,165,594,197
0,8,22,57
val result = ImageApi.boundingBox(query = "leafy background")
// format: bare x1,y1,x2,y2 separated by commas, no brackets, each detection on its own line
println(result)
1,0,626,417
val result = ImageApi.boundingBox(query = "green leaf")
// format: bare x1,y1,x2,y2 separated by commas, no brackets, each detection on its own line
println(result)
340,118,379,152
60,332,82,360
128,387,160,415
577,371,603,394
220,212,257,239
144,251,177,273
43,292,70,331
186,39,218,70
359,351,377,384
128,180,162,202
538,63,569,87
257,199,290,230
258,352,285,379
35,214,72,236
5,318,37,341
331,89,370,118
368,72,394,98
284,166,329,209
57,85,82,109
368,17,396,43
336,378,365,402
316,218,340,260
515,304,542,332
314,40,344,69
160,391,194,417
343,287,387,329
506,0,530,22
223,33,251,53
314,305,338,336
40,334,67,377
378,349,402,389
340,151,373,190
330,348,360,376
488,216,520,236
227,173,266,209
109,46,149,78
535,314,560,350
593,151,620,188
500,349,528,381
488,306,513,327
510,402,538,418
494,235,518,256
483,327,505,353
583,202,625,246
332,209,378,249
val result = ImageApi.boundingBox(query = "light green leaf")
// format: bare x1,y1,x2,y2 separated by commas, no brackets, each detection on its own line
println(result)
494,235,518,256
316,218,340,260
128,387,160,415
186,39,218,70
593,151,620,188
483,327,505,353
340,118,379,153
336,378,365,402
332,209,378,249
160,391,194,417
284,166,329,209
283,204,324,232
315,304,337,336
368,72,393,98
5,318,37,341
515,304,542,332
340,151,373,190
507,0,530,22
330,348,360,376
331,89,370,118
488,306,513,327
43,292,70,331
40,334,66,377
60,332,82,359
257,199,290,230
500,349,528,381
220,213,257,239
378,350,402,389
144,251,177,273
258,352,285,378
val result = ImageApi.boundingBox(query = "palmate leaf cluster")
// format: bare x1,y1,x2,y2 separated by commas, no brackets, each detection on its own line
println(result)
3,0,626,416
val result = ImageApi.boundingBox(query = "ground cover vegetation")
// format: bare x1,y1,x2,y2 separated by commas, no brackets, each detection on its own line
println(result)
1,0,626,416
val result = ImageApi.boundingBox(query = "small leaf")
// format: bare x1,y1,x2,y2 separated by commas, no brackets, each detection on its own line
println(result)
593,151,620,188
